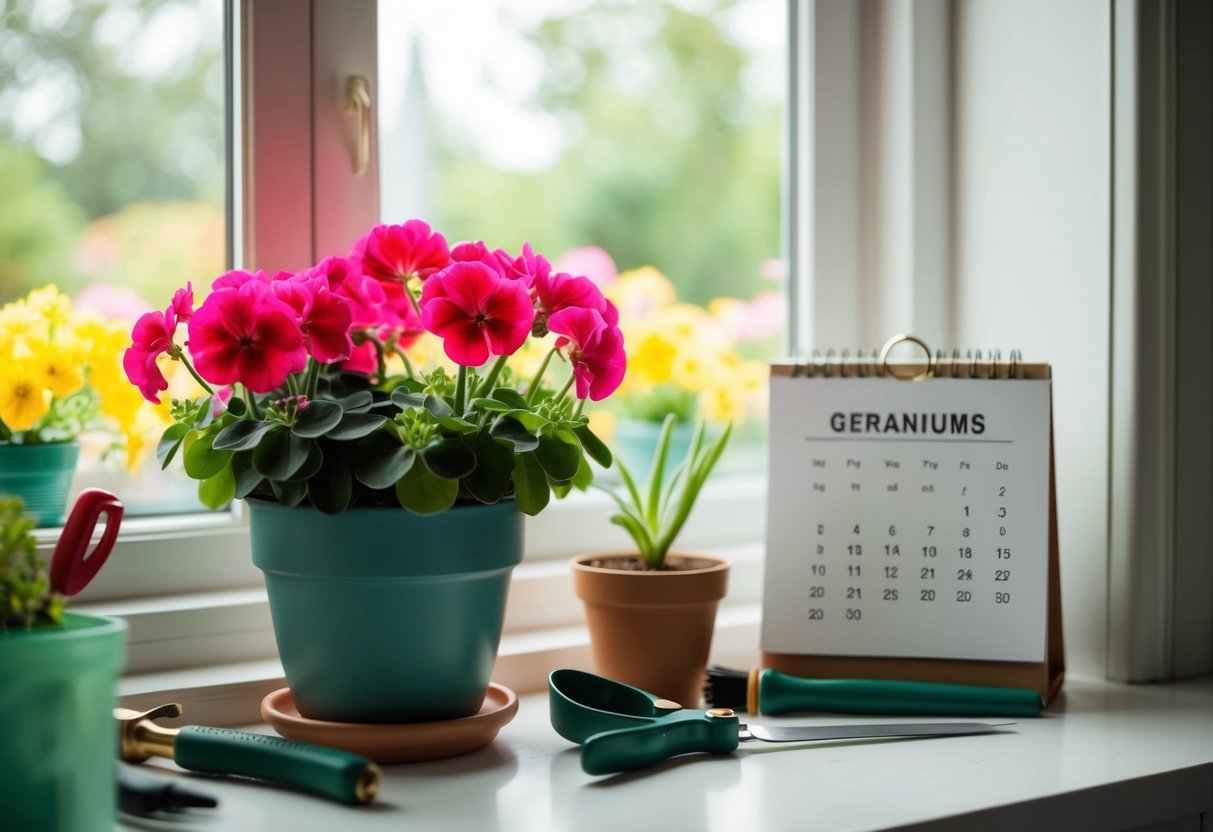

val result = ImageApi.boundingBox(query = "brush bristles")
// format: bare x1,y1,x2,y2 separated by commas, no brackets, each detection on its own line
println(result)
703,665,750,710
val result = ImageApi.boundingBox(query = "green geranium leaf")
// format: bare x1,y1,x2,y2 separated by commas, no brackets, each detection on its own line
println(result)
507,410,547,433
193,396,216,429
461,431,515,504
270,478,307,508
491,388,529,409
354,434,416,489
390,388,453,418
225,396,247,418
157,423,190,470
514,452,550,516
468,397,511,412
570,454,594,490
327,412,388,441
198,462,236,510
308,449,352,515
434,415,477,434
490,416,539,451
212,419,276,452
231,452,263,499
252,429,313,481
573,424,612,469
283,443,324,482
533,429,581,483
335,390,374,413
394,462,458,515
183,431,233,481
291,400,343,438
421,438,476,480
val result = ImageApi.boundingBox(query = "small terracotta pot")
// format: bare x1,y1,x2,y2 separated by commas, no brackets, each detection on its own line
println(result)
571,552,729,706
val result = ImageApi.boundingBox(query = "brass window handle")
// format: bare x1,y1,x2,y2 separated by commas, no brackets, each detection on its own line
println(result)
345,74,371,178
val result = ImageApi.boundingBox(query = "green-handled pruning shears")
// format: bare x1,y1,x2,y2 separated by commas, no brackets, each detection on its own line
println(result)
550,669,1014,776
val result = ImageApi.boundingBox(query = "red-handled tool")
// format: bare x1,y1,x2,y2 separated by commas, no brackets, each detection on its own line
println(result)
49,488,124,596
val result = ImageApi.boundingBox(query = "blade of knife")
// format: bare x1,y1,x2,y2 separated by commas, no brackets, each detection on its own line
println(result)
740,721,1015,743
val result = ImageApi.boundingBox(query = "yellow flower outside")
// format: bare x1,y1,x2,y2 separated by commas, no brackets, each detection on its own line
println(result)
0,360,51,432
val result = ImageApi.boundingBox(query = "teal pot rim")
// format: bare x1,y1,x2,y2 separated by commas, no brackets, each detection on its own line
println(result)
0,439,80,452
0,612,127,667
246,497,525,579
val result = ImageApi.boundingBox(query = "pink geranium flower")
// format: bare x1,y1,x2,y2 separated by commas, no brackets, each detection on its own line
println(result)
188,281,307,393
211,268,270,291
420,262,535,366
532,271,610,335
353,220,450,284
495,242,551,287
170,281,194,323
548,306,627,401
299,256,354,290
123,309,177,404
269,276,354,364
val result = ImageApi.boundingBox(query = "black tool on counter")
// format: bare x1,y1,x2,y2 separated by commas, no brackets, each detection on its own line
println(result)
118,763,218,817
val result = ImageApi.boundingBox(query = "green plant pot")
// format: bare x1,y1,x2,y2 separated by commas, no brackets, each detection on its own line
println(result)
0,441,80,527
613,417,695,480
248,499,525,725
0,612,126,832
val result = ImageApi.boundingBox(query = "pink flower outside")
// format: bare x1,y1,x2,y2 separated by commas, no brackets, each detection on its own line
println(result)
188,281,307,393
211,268,270,291
548,306,627,401
420,262,535,367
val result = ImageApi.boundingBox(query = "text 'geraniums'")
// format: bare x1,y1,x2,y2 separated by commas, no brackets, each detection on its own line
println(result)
123,220,626,516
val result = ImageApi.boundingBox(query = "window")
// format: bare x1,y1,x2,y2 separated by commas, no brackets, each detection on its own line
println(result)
0,0,227,515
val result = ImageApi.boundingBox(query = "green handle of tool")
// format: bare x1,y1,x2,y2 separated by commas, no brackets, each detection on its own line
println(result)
174,726,379,805
580,714,740,775
758,669,1043,717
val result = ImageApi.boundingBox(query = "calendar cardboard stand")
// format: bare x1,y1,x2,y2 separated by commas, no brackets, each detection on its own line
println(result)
760,337,1065,705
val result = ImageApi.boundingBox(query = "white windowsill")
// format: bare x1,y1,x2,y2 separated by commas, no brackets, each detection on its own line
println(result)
118,674,1213,832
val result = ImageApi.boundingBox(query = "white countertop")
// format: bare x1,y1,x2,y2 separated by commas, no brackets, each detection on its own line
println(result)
120,673,1213,832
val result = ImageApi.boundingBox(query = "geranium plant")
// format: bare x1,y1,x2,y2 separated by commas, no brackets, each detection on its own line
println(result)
124,220,627,515
0,285,140,452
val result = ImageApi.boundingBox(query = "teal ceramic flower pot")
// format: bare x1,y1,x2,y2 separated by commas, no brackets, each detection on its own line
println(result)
0,612,126,832
0,442,80,527
248,499,525,724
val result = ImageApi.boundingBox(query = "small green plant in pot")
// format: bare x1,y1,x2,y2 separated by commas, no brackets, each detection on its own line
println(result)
572,415,732,706
0,496,127,832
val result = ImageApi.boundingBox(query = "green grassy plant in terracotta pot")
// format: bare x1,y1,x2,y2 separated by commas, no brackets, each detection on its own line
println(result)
0,496,127,831
574,414,732,706
124,221,626,725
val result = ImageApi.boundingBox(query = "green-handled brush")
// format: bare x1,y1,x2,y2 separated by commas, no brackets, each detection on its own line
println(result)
704,666,1043,718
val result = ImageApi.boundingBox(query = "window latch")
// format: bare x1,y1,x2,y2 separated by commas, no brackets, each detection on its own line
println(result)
344,75,372,178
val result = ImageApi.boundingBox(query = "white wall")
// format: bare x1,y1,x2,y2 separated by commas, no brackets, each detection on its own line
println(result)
951,0,1112,677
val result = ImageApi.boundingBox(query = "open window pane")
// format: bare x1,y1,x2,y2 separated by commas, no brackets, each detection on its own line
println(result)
0,0,228,515
377,0,786,474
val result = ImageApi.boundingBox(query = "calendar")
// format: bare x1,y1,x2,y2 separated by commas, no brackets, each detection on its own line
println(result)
760,346,1065,700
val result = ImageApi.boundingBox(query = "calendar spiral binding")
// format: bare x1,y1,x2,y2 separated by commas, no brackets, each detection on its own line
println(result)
781,334,1047,381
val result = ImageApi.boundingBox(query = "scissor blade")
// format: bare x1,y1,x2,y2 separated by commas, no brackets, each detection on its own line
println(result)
742,721,1014,743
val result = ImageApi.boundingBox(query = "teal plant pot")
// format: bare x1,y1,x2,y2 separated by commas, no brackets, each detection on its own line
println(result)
248,499,525,724
0,442,80,527
0,613,126,832
613,418,695,479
